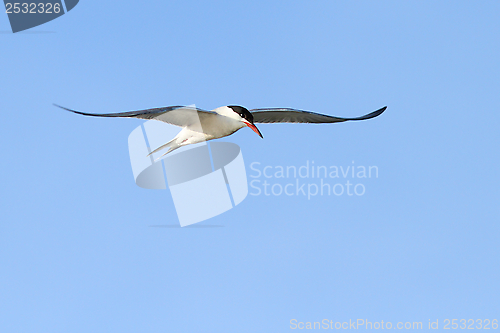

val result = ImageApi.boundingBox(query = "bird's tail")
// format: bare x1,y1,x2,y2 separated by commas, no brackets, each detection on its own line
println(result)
147,128,205,161
147,137,183,160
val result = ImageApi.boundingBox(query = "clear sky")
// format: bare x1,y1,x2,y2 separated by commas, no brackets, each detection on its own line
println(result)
1,1,499,332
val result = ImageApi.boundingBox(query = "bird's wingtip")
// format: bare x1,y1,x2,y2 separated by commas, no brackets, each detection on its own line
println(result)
372,106,387,117
54,103,73,112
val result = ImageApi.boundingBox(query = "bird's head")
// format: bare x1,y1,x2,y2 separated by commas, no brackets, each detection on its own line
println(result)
227,105,263,138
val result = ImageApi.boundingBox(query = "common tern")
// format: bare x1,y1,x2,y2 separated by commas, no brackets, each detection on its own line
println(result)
56,104,386,157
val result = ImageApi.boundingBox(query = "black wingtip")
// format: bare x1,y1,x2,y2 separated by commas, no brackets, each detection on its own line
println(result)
54,103,101,117
376,106,387,117
374,106,387,116
352,106,387,121
54,103,77,113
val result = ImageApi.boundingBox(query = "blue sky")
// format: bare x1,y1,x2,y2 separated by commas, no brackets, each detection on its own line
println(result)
1,1,499,332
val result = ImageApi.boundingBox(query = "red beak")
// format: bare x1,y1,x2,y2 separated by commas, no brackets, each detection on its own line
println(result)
244,121,263,138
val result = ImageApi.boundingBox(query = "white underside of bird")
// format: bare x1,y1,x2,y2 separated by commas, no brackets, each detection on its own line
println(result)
146,106,261,157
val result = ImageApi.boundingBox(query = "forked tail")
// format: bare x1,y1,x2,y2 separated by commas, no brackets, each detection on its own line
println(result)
147,138,183,160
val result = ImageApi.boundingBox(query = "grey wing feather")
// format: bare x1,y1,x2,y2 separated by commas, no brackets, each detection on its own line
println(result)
54,104,218,127
250,106,387,124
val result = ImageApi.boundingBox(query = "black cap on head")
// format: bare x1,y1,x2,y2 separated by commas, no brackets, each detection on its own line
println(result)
228,105,254,123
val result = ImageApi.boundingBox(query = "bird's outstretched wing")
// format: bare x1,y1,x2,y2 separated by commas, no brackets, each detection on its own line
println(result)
250,106,387,124
54,104,219,128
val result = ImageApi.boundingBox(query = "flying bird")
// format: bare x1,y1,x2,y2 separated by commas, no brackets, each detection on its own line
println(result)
56,104,386,157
